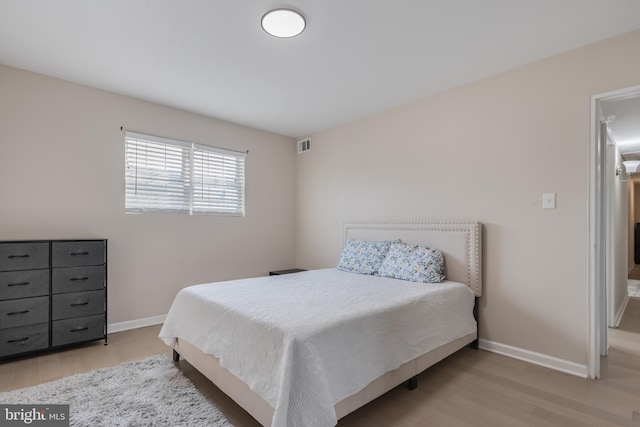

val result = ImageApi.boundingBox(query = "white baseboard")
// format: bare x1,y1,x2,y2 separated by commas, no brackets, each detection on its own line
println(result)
612,294,630,328
479,339,588,378
108,314,166,334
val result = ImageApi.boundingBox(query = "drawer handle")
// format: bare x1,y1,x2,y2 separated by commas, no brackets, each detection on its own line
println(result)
70,277,89,281
8,282,30,287
7,310,29,316
7,254,29,259
7,337,30,344
70,327,89,333
70,251,89,256
70,302,89,307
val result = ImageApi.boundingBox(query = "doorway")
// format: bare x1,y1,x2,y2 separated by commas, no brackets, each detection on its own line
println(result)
590,85,640,379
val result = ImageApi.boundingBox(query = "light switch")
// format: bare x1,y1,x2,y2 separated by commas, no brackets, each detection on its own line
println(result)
542,193,556,209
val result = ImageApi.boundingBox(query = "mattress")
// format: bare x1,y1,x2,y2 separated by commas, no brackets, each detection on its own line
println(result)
159,268,476,427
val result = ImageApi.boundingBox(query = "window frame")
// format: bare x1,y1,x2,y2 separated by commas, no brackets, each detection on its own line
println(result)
125,131,246,216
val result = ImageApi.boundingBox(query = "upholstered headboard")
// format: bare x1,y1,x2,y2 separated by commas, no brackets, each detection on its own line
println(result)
343,221,482,296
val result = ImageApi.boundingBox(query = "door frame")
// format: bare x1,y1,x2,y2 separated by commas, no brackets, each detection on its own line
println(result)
589,84,640,379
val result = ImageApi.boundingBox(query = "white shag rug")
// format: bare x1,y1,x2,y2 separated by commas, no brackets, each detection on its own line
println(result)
0,354,233,427
630,279,640,298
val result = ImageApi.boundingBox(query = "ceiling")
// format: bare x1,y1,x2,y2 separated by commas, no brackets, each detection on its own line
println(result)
2,1,640,138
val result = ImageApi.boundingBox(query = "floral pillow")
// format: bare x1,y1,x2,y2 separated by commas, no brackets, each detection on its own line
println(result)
377,241,446,283
337,239,392,275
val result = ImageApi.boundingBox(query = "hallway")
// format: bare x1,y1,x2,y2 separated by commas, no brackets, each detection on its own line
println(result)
602,296,640,425
611,260,640,354
627,265,640,297
609,296,640,355
628,265,640,280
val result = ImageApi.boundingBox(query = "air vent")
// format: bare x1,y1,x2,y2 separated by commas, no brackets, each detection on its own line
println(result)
297,138,311,154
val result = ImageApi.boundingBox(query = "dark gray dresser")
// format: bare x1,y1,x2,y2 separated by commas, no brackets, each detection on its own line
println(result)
0,240,107,359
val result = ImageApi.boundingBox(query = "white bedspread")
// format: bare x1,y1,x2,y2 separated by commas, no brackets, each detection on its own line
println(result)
159,268,475,427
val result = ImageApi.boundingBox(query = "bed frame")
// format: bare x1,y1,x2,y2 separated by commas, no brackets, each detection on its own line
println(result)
171,221,482,426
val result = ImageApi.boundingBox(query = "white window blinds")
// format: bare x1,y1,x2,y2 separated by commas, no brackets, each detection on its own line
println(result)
125,131,246,216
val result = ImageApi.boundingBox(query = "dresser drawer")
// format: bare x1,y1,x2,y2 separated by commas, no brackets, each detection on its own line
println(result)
52,241,105,268
0,269,49,300
52,314,105,347
0,296,49,329
0,322,49,358
52,266,105,294
0,242,49,272
52,290,105,320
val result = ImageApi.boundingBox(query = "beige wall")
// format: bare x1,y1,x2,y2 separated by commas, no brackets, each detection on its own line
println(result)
609,145,629,326
296,29,640,366
0,65,297,325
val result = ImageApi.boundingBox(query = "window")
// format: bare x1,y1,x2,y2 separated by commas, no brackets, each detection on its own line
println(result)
125,131,246,216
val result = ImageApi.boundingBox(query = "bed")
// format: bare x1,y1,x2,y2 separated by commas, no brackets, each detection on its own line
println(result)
159,221,482,427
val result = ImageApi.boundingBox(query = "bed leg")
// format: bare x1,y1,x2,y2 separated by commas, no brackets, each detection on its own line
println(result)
406,375,418,390
173,350,180,362
469,297,479,349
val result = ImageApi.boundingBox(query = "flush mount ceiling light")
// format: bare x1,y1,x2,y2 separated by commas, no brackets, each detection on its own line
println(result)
261,9,305,38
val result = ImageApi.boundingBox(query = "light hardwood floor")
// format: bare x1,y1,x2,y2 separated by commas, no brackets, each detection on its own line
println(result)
1,303,640,426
